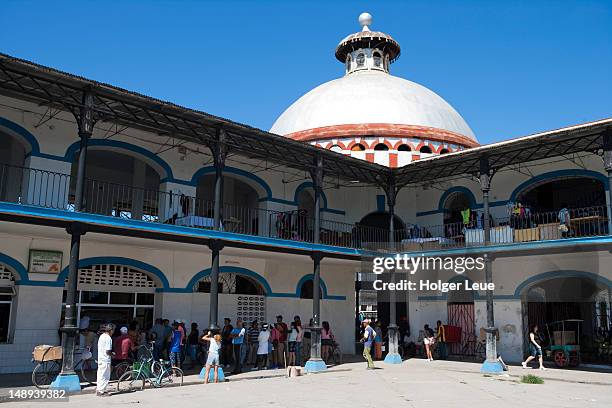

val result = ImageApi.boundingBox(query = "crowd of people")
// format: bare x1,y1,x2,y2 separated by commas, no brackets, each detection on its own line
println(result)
87,314,340,395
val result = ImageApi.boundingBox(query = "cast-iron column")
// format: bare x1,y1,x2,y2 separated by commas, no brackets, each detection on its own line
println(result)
54,91,95,391
207,128,228,332
479,156,502,373
383,177,402,364
305,154,326,372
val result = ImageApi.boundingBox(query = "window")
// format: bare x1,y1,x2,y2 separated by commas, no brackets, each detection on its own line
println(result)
345,56,351,72
0,266,15,343
373,52,382,67
439,148,449,154
397,144,411,152
351,143,366,151
356,53,365,67
374,143,389,151
420,146,432,154
330,145,343,153
299,279,324,299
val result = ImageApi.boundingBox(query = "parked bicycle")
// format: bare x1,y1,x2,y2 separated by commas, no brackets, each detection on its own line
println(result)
32,345,96,389
116,345,183,392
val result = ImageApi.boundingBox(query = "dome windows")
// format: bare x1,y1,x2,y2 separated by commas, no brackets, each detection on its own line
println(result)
420,146,433,154
356,53,365,67
330,144,343,153
439,148,450,154
397,144,411,152
351,143,366,151
374,143,388,151
373,52,382,68
345,48,389,74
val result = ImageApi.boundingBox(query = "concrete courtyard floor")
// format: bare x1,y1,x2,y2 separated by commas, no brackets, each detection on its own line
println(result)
2,359,611,407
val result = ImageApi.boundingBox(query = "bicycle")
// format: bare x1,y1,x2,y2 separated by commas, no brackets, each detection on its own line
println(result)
116,354,183,392
324,341,343,365
32,345,96,389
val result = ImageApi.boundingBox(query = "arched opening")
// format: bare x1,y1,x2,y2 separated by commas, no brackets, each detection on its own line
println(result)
374,143,389,151
345,56,351,72
0,264,16,343
419,146,432,154
195,174,260,234
373,51,382,68
0,131,28,203
351,143,365,151
298,279,324,299
330,144,343,153
447,285,475,356
516,177,605,213
194,272,267,324
521,274,611,364
63,264,159,332
397,144,411,152
439,148,450,154
70,150,161,221
443,191,473,225
356,53,365,67
356,211,406,244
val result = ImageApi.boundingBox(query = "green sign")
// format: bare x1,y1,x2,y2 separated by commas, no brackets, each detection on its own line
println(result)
28,250,63,274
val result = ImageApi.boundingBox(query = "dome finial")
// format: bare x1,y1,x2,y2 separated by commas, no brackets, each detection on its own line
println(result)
358,12,372,32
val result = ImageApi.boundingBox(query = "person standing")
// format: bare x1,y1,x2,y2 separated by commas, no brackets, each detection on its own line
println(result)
294,316,303,366
96,323,114,397
287,321,300,366
522,324,546,370
436,320,447,360
276,315,288,367
256,324,271,370
201,331,222,384
374,320,383,360
247,320,260,367
169,322,182,368
302,318,313,361
423,324,435,361
230,320,245,374
187,322,200,367
321,321,334,362
221,318,233,369
150,318,165,360
360,319,375,369
113,326,134,364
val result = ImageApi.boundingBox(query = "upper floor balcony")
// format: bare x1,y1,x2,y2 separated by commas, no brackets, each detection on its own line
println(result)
1,162,610,256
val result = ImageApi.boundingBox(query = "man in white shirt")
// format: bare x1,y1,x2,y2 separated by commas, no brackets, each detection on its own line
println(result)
96,323,115,396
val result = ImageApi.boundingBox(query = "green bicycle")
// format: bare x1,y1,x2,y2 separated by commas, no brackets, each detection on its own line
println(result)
116,354,183,392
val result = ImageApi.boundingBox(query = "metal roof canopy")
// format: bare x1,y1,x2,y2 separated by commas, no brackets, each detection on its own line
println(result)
1,53,611,189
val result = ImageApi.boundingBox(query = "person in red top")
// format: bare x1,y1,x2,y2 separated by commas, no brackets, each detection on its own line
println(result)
275,315,288,368
113,326,134,362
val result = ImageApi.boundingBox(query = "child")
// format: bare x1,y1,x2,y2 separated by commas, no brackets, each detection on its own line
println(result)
287,321,300,366
169,322,182,368
202,331,222,383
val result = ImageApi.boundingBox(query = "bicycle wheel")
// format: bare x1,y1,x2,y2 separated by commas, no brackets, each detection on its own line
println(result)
79,358,96,385
333,348,343,365
117,370,145,393
113,361,131,380
160,367,183,387
32,360,61,389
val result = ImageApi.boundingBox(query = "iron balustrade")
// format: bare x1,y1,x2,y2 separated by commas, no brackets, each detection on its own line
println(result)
0,163,393,250
2,163,608,252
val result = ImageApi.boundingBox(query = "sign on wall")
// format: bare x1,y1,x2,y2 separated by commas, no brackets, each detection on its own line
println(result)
28,250,63,274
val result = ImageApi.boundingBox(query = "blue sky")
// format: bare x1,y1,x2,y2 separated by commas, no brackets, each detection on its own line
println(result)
1,0,611,145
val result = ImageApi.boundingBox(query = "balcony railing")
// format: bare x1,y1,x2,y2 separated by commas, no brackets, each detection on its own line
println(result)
2,163,609,253
399,206,609,252
0,163,393,251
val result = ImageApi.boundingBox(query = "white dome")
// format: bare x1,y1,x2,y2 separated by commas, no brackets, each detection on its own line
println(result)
270,70,476,142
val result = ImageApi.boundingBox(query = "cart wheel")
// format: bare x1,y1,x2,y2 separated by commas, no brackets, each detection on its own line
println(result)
32,360,61,389
553,350,569,367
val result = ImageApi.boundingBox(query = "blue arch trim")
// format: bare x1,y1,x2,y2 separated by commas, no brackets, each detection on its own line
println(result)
509,169,609,202
56,256,171,289
438,186,477,211
183,266,273,295
293,182,329,209
295,273,329,298
513,270,612,298
64,139,175,181
0,252,29,283
0,116,41,155
190,166,273,199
